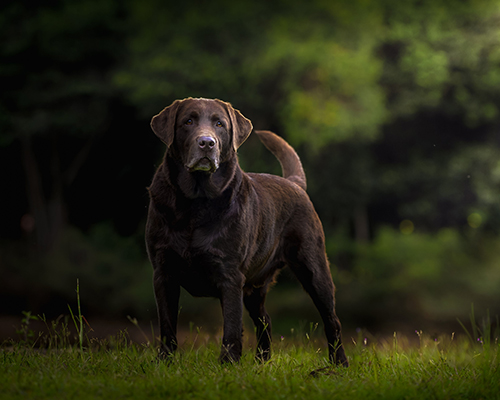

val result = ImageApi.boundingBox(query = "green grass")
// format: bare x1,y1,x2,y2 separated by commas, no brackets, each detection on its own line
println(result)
1,316,499,400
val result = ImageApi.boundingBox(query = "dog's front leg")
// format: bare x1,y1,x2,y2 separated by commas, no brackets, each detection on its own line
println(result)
153,268,180,360
219,283,244,363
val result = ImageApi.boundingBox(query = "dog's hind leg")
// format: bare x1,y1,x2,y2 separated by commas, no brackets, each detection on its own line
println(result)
244,286,272,362
287,239,349,366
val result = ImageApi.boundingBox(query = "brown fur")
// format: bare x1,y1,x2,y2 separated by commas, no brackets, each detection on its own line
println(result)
146,97,348,365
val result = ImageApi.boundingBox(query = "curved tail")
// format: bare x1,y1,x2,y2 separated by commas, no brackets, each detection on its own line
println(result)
255,130,307,191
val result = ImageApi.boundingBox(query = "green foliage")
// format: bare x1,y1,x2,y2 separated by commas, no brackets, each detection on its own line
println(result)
382,0,500,125
331,227,500,329
2,223,154,318
115,0,500,147
373,142,500,233
275,39,386,147
253,0,387,147
0,0,123,140
115,0,389,145
114,0,264,114
47,224,154,317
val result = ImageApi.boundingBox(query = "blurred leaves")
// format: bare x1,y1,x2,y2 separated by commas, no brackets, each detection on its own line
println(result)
115,0,500,147
333,227,500,328
2,224,154,317
381,0,500,124
115,0,388,145
1,0,122,140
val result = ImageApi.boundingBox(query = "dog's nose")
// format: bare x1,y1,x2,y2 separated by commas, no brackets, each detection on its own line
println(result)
198,136,216,150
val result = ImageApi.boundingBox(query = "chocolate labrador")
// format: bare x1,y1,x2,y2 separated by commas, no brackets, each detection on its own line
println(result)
146,97,348,366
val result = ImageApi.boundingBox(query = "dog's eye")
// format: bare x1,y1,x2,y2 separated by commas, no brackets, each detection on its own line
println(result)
185,119,193,125
215,121,223,128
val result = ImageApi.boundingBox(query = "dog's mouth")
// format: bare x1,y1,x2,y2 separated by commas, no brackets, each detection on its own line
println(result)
186,157,218,173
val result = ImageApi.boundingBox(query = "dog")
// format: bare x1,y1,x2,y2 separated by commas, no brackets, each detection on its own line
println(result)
146,97,348,366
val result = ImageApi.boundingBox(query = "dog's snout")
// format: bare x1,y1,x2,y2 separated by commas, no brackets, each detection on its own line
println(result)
198,136,216,150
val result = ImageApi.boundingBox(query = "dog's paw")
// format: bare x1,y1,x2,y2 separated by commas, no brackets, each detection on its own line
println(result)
219,346,241,364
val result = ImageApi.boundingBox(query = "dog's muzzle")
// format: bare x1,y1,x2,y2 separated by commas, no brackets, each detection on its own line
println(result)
185,135,220,173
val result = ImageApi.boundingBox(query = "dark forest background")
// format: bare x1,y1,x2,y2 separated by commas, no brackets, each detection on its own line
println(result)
2,0,500,338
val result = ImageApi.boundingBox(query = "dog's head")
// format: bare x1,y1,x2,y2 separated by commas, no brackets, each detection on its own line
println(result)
151,98,252,173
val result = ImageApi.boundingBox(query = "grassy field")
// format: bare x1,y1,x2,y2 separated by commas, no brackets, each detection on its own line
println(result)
1,312,499,400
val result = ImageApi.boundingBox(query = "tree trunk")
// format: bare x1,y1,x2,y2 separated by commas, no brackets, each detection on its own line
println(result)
21,136,66,252
353,205,369,243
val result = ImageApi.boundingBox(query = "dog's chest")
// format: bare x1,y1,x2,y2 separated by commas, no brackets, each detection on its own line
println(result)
163,197,240,257
164,217,228,261
167,228,233,297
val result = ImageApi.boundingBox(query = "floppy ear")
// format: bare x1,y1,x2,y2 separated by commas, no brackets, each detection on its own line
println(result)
219,100,253,150
150,100,181,147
